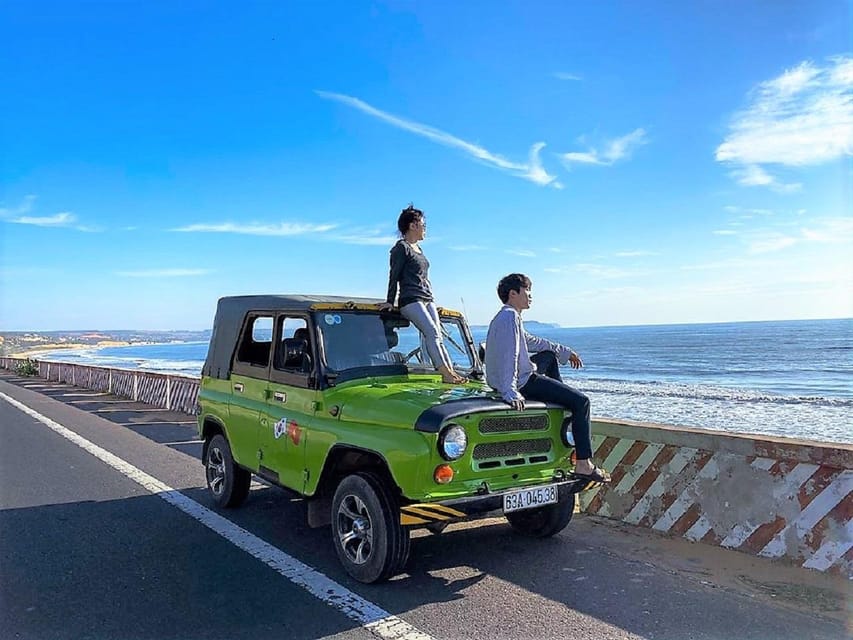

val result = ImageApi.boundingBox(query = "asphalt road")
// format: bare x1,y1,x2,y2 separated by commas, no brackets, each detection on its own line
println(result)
0,373,849,640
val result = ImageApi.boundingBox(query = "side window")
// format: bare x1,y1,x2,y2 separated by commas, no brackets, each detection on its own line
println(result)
236,315,273,367
273,316,310,372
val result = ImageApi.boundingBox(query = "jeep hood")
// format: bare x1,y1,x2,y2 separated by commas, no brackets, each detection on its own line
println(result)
327,380,549,432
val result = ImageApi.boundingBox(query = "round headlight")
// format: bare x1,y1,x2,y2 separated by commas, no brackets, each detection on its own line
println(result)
439,424,468,461
561,416,575,448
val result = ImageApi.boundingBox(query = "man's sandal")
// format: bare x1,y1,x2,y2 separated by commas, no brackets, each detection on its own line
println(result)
570,467,612,484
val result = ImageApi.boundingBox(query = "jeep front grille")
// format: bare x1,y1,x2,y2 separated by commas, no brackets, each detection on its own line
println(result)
478,415,549,434
472,438,552,460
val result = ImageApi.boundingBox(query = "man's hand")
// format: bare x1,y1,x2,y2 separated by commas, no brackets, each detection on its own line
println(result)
378,302,394,311
569,351,583,369
509,397,525,411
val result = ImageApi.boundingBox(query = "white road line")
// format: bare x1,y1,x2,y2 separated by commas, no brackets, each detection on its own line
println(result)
0,390,434,640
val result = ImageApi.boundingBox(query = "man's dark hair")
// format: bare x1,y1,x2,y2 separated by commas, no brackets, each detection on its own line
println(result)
397,204,424,235
497,273,532,303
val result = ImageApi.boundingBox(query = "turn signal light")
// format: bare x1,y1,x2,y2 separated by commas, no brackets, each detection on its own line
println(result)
569,450,577,465
434,464,454,484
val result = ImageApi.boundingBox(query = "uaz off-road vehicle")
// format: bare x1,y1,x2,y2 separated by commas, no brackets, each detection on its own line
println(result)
198,295,594,583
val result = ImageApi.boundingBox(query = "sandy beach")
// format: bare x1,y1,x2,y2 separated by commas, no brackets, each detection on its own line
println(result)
11,340,139,359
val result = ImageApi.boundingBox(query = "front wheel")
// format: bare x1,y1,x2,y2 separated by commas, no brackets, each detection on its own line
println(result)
204,433,251,508
506,494,574,538
331,472,411,583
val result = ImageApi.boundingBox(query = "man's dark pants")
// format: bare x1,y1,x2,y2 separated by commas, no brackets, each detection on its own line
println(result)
523,351,593,460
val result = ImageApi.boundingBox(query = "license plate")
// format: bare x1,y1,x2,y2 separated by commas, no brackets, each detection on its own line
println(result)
503,484,559,513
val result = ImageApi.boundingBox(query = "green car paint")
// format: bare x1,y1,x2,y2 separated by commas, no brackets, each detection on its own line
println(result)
197,295,582,523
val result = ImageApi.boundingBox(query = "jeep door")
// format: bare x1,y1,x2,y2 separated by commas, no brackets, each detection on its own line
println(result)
228,313,275,472
258,314,316,492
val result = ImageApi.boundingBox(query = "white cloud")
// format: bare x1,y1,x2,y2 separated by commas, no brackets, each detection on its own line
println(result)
506,249,536,257
116,269,212,277
800,217,853,243
547,263,648,278
747,234,798,254
316,90,560,187
449,244,488,251
332,232,398,246
560,128,648,167
9,212,77,227
553,72,583,81
172,221,337,236
0,195,36,218
614,250,659,258
713,229,738,236
716,56,853,190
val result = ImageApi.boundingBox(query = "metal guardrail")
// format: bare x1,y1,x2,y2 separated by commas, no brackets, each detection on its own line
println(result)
0,356,200,415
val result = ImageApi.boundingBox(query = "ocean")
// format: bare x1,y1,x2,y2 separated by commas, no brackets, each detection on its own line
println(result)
34,318,852,444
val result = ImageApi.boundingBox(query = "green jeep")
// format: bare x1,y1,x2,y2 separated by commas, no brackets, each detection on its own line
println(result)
198,295,593,583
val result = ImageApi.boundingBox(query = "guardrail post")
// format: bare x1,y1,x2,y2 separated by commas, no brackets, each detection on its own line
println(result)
133,372,138,401
108,368,113,394
166,377,172,411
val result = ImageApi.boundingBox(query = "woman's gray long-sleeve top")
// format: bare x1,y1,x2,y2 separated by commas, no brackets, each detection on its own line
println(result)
385,240,434,307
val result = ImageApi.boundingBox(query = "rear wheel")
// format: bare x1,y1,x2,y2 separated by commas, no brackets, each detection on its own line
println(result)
205,434,251,508
331,472,410,583
506,494,574,538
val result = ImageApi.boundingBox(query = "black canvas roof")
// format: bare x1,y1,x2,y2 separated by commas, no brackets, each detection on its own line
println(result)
202,294,383,379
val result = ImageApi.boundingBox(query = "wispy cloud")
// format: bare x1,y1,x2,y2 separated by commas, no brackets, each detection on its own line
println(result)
506,249,536,257
449,244,488,251
713,229,738,236
553,72,583,81
1,196,101,231
559,128,648,167
800,216,853,243
172,221,337,236
728,165,801,193
316,90,560,188
332,231,398,246
9,212,77,227
716,55,853,191
116,269,213,278
724,205,776,217
0,195,36,218
614,250,658,258
546,263,648,279
747,233,798,254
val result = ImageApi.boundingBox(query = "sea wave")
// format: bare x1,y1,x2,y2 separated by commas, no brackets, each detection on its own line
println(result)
579,377,853,407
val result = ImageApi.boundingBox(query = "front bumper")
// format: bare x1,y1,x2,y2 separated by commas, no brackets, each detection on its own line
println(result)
399,476,599,527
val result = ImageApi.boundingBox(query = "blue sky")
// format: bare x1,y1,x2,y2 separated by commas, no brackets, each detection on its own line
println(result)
1,1,851,331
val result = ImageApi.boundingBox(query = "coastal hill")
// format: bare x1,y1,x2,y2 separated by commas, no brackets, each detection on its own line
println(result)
0,330,211,356
469,320,562,331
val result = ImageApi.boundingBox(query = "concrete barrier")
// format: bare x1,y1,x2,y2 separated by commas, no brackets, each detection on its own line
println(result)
580,419,852,578
1,356,850,577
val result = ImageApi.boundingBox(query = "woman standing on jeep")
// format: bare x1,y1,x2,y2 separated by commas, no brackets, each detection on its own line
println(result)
379,204,466,384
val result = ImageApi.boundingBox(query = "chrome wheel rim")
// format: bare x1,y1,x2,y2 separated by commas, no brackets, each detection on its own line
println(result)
336,494,373,565
206,445,226,496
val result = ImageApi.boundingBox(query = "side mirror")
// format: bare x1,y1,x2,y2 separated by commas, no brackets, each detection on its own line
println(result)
478,341,487,363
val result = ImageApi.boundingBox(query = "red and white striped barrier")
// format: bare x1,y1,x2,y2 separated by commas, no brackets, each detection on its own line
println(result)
580,420,852,578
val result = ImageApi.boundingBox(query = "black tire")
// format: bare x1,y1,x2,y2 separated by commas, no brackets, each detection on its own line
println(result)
204,433,251,508
506,494,575,538
331,472,411,583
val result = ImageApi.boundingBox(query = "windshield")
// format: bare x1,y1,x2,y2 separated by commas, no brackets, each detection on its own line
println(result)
314,310,475,377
